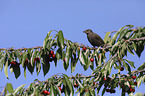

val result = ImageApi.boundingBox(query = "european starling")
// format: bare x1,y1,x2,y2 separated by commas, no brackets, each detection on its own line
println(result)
83,29,105,47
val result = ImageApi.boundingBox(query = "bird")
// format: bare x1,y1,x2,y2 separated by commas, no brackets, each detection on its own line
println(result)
83,29,105,47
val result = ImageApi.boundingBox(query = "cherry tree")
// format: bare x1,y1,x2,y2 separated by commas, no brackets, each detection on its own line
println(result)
0,25,145,96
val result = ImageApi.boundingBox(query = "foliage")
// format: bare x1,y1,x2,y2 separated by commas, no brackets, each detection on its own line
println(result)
0,25,145,96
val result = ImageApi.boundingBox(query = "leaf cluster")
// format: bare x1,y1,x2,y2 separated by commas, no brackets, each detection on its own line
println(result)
0,25,145,96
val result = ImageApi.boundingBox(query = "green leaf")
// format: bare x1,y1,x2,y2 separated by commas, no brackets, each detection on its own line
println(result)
102,87,106,96
71,57,78,73
126,30,132,39
133,92,143,96
43,62,50,76
21,52,27,67
63,74,74,96
84,92,90,96
110,26,125,45
89,87,95,96
126,24,134,28
24,67,26,79
31,89,39,96
36,62,41,75
13,84,26,95
104,32,111,43
137,63,145,70
127,45,134,56
13,66,21,79
79,50,86,65
124,59,135,68
0,51,3,60
56,48,63,60
97,78,104,94
118,28,128,41
123,60,131,72
7,83,13,93
82,49,90,70
89,60,94,70
0,52,6,70
31,49,36,66
121,42,127,56
111,41,120,52
27,62,34,74
54,85,61,96
133,42,137,52
14,50,21,60
76,80,83,88
4,60,9,78
136,41,144,57
50,85,55,96
53,56,57,67
41,53,50,76
137,75,145,87
63,44,71,70
5,93,13,96
105,60,114,74
43,31,52,50
57,30,64,49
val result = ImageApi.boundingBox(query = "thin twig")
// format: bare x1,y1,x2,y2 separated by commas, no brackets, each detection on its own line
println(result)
1,86,6,95
132,69,145,74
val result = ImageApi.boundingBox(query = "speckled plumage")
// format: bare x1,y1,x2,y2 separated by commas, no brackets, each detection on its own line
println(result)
83,29,105,47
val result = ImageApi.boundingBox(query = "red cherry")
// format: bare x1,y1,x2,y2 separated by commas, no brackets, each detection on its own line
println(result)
132,76,136,79
25,58,28,61
74,84,78,88
47,91,50,95
11,61,14,64
34,58,36,62
49,54,52,57
106,89,110,92
43,90,48,94
112,89,116,93
83,47,86,51
98,55,100,58
50,51,54,55
24,58,28,65
84,89,88,92
11,61,18,66
37,58,40,61
119,82,121,85
90,58,94,62
93,82,96,85
13,61,17,65
63,58,65,61
132,89,135,92
34,58,40,63
110,89,116,93
134,82,137,85
130,88,133,92
120,67,124,71
52,54,56,58
121,84,124,88
104,78,106,81
129,85,131,88
59,87,62,91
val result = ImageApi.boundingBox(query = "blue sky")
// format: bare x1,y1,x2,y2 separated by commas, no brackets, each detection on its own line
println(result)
0,0,145,96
